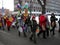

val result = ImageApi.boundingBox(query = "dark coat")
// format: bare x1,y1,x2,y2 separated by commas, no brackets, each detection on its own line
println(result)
25,17,31,26
50,16,58,27
31,20,37,32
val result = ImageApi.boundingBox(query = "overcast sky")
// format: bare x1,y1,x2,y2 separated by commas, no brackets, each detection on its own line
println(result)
0,0,14,11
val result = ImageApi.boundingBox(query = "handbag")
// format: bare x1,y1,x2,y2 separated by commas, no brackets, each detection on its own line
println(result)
18,27,23,32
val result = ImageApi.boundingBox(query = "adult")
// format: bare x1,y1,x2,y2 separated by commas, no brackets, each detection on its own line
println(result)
50,13,58,35
37,14,47,39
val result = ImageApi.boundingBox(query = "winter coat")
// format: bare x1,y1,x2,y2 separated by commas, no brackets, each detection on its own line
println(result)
6,19,12,27
31,20,37,32
50,16,57,27
25,17,31,26
39,15,47,28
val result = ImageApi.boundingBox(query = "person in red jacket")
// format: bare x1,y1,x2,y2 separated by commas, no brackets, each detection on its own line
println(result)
29,16,37,44
37,14,47,39
6,17,12,31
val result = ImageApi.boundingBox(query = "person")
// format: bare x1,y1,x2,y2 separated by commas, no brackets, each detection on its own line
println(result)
0,17,2,30
50,13,58,35
4,15,7,26
46,15,50,37
37,14,47,39
58,18,60,33
29,16,37,44
16,3,22,29
6,17,12,31
25,16,31,33
1,17,5,30
11,15,15,22
18,16,27,37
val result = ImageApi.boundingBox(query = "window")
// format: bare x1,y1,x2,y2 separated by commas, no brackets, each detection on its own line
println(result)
34,9,35,12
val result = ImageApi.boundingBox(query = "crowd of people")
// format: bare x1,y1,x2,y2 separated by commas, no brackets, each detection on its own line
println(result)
0,3,60,44
0,12,60,44
0,15,15,31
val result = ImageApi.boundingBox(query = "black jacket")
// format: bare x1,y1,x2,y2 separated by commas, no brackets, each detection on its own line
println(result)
50,16,58,27
50,16,57,22
25,17,31,26
31,20,37,32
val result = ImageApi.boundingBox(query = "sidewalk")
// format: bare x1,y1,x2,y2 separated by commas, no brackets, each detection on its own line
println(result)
0,42,4,45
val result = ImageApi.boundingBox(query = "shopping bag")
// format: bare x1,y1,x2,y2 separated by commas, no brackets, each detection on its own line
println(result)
36,29,39,33
12,22,16,26
18,27,23,32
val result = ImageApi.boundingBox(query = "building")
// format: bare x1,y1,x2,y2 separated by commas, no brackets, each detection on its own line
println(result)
14,0,41,12
0,9,10,16
14,0,18,11
14,0,60,13
46,0,60,13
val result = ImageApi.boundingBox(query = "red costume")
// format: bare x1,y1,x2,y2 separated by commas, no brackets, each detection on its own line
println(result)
39,14,47,27
6,18,12,27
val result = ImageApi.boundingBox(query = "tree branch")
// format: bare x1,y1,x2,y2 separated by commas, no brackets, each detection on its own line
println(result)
37,0,43,6
43,0,46,6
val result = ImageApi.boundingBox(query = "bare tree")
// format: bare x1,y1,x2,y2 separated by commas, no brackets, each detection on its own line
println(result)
37,0,46,14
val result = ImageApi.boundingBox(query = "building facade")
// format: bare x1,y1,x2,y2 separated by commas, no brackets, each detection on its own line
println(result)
14,0,18,11
46,0,60,13
14,0,60,13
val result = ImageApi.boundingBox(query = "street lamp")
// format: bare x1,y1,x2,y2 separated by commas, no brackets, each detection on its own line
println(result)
2,0,4,16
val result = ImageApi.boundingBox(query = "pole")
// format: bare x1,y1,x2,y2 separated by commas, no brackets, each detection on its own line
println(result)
2,0,3,7
2,0,4,16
